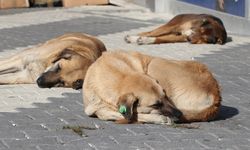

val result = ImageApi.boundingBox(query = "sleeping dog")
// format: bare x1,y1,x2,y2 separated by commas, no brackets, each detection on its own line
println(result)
83,51,221,124
0,33,106,89
125,14,227,45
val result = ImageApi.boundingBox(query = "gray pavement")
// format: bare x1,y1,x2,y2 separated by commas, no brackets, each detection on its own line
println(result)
0,6,250,150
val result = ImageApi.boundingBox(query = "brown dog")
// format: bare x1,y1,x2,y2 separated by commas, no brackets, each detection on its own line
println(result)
83,51,221,124
125,14,227,45
0,33,106,89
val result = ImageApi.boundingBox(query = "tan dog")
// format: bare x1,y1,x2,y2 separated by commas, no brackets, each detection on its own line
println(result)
0,33,106,89
83,51,221,124
125,14,227,45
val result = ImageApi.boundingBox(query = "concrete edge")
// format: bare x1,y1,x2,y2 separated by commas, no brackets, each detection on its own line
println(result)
109,0,151,12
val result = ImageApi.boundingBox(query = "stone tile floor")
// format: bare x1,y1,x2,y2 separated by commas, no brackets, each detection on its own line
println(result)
0,6,250,150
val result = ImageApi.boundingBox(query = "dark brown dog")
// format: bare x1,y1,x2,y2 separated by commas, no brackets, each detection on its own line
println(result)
0,33,106,89
125,14,227,45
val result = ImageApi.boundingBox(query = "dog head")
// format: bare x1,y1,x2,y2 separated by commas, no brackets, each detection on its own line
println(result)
188,17,227,45
36,49,93,89
117,76,182,123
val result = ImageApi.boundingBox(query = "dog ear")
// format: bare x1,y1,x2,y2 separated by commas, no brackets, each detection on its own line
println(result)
59,49,77,60
117,93,138,121
117,93,138,106
52,49,76,63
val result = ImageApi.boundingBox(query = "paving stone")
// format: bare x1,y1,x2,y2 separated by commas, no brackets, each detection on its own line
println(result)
0,6,250,150
3,137,58,149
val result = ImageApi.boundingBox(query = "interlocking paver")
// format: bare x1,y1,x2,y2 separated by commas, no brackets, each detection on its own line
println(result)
0,5,250,150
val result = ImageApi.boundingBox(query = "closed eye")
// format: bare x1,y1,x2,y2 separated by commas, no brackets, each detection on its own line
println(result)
56,64,61,73
150,101,163,109
45,62,61,73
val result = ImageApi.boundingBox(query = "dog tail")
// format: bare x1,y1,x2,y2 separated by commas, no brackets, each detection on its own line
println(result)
179,86,221,123
176,60,222,122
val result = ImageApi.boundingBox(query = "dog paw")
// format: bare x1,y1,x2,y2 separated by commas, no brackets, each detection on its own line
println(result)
158,116,174,125
164,117,174,125
124,35,140,43
124,35,131,43
154,115,174,125
136,36,156,45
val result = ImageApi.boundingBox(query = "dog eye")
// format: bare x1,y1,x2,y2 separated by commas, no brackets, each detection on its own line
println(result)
137,101,140,107
150,101,163,109
56,64,61,73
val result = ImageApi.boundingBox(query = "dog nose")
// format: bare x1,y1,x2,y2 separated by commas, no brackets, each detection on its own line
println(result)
173,109,182,118
36,76,45,87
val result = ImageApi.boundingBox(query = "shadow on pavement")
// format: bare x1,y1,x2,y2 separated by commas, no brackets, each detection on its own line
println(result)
227,36,233,43
195,43,250,123
216,105,239,121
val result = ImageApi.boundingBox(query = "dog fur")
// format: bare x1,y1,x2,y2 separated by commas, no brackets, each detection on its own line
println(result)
125,14,227,45
83,51,221,124
0,33,106,89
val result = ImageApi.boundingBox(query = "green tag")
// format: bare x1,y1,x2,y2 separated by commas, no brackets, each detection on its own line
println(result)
119,105,127,114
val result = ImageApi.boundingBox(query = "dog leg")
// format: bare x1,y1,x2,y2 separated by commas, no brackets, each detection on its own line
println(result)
136,36,156,45
125,35,156,45
0,57,22,75
154,34,188,44
0,67,19,75
84,94,124,121
137,114,173,125
95,107,124,121
0,57,28,84
125,25,179,44
0,70,33,84
124,35,141,44
134,34,187,45
138,25,179,37
125,25,181,44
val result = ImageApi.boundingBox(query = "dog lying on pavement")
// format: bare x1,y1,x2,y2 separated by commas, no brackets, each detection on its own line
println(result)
125,14,227,45
83,51,221,124
0,33,106,89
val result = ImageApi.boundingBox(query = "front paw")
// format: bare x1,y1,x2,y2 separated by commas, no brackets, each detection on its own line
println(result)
161,116,174,125
124,35,140,44
136,36,155,45
124,35,131,43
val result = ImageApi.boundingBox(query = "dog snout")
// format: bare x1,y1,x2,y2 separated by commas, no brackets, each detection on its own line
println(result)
36,75,50,88
36,75,46,88
36,74,56,88
158,99,183,122
173,108,182,118
171,108,182,122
